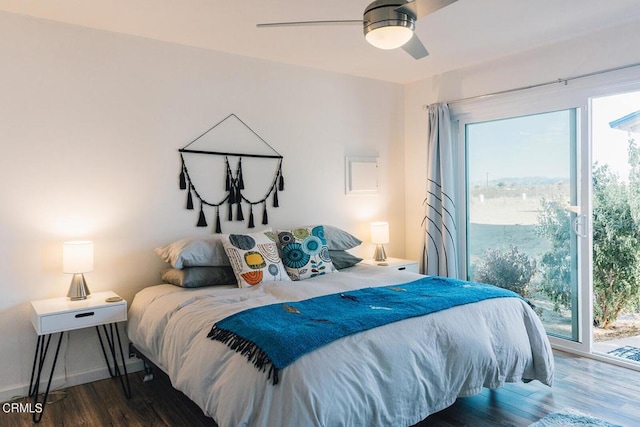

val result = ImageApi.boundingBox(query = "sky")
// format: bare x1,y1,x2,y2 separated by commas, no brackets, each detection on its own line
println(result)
466,90,640,186
592,91,640,182
467,110,573,185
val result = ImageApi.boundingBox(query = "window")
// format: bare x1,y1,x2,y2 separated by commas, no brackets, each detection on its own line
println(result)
466,109,579,340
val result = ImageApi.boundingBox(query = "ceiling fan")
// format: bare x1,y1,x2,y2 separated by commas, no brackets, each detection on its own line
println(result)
257,0,458,60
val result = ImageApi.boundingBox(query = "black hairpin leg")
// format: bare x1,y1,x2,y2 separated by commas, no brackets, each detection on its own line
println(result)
29,332,64,423
96,323,131,398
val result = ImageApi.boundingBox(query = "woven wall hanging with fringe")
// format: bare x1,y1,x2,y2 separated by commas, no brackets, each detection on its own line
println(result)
178,114,284,233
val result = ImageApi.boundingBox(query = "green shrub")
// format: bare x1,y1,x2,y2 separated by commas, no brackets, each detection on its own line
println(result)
536,196,573,312
536,161,640,328
592,164,640,328
474,245,536,297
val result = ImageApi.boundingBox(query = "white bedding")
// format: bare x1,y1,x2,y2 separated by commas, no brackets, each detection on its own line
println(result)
128,266,554,427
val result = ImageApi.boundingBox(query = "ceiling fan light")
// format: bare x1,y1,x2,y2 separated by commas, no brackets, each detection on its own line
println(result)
365,25,414,49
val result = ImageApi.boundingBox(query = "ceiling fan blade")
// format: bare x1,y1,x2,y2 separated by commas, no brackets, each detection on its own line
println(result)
257,20,363,28
396,0,458,20
401,33,429,59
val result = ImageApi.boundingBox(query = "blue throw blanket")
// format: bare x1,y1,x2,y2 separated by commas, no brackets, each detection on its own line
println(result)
207,276,521,384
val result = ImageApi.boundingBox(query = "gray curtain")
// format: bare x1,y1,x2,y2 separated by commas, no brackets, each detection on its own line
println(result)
422,103,459,277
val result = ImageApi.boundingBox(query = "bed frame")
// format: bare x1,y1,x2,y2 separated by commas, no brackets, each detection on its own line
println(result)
128,343,157,382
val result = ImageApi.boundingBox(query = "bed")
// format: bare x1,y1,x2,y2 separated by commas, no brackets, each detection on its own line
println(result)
127,263,554,427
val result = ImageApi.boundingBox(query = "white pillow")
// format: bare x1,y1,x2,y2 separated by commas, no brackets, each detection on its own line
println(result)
155,236,230,269
323,225,362,250
220,229,290,288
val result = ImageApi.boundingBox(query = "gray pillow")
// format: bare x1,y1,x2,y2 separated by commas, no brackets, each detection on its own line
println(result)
161,266,237,288
328,250,363,270
323,225,362,250
155,236,230,269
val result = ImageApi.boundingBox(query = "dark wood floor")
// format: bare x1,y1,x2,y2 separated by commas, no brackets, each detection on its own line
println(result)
3,350,640,426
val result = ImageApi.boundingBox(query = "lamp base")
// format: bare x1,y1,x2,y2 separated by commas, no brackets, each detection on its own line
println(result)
373,244,387,262
67,273,91,300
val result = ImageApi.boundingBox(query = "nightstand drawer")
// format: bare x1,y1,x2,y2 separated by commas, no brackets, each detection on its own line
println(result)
392,263,419,273
361,258,420,274
35,303,126,335
31,291,128,335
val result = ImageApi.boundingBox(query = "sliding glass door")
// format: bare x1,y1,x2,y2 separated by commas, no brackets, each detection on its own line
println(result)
465,109,583,342
591,90,640,364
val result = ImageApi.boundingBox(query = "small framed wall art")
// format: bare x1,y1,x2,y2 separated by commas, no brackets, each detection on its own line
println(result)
345,156,378,195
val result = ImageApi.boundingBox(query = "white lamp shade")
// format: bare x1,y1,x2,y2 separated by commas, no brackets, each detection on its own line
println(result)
63,240,94,274
370,222,390,244
365,26,413,50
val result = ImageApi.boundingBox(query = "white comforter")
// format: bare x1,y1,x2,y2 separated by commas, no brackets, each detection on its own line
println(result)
127,266,554,427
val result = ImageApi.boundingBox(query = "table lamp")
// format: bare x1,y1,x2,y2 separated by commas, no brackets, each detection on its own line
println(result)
370,222,389,262
63,240,94,300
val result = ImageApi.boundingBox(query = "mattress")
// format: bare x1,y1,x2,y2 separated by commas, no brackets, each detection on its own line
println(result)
127,265,554,426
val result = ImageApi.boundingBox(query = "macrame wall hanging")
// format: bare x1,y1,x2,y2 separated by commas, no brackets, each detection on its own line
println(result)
178,114,284,233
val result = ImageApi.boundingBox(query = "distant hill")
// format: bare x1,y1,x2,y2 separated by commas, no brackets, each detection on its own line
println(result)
485,177,570,186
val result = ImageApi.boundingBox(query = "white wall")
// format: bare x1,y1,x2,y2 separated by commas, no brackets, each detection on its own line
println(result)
0,11,405,400
403,19,640,265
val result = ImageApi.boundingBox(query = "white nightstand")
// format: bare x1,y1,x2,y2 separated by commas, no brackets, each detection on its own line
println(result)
29,291,130,423
361,257,419,273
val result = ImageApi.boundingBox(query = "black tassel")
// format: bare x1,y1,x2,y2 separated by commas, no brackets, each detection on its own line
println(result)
228,187,236,204
248,205,255,228
197,204,207,227
262,203,268,225
228,203,233,221
215,207,222,233
235,186,242,204
179,169,187,190
179,155,187,189
236,202,244,221
225,157,233,191
278,173,284,191
238,158,245,190
186,188,194,210
273,189,279,208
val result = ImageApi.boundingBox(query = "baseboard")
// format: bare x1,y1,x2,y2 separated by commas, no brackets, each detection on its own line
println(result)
0,358,144,403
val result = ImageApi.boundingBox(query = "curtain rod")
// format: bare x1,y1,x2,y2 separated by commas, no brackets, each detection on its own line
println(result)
422,60,640,110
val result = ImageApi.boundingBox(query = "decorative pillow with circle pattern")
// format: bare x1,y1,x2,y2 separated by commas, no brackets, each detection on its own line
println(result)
277,225,335,281
220,229,290,288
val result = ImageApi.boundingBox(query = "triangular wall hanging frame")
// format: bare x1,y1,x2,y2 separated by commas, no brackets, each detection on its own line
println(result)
178,114,284,233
